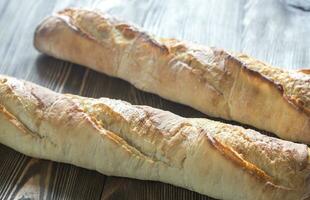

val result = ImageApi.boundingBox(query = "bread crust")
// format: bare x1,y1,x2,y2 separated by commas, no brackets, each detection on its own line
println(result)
34,8,310,143
0,75,309,200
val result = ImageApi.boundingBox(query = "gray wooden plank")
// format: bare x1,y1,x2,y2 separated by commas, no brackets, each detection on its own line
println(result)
101,177,213,200
0,145,105,200
0,0,54,78
46,163,104,200
242,0,310,69
0,145,30,199
98,0,245,51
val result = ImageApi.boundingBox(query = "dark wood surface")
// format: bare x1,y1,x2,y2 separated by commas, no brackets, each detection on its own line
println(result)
0,0,309,199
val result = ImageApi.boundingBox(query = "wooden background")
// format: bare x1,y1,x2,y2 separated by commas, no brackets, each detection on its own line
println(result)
0,0,309,199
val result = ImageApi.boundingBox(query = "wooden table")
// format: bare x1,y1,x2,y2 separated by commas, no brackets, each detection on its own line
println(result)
0,0,309,199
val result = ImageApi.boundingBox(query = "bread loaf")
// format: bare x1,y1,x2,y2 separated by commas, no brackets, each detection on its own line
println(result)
0,74,309,200
34,8,310,143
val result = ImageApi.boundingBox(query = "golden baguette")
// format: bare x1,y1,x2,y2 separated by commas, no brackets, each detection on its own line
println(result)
34,8,310,143
0,74,309,200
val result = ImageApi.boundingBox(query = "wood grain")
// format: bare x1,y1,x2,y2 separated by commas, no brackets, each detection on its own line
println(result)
242,0,310,69
0,0,309,199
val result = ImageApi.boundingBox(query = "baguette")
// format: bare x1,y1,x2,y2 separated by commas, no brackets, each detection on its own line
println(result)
34,8,310,143
0,74,309,200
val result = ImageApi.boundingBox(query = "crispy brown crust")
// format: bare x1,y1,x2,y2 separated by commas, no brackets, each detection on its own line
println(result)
226,53,310,116
0,76,295,188
54,8,309,117
33,8,310,144
237,54,310,116
0,105,28,135
300,69,310,74
0,75,309,199
56,8,170,55
206,131,273,183
53,8,310,120
80,97,310,190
